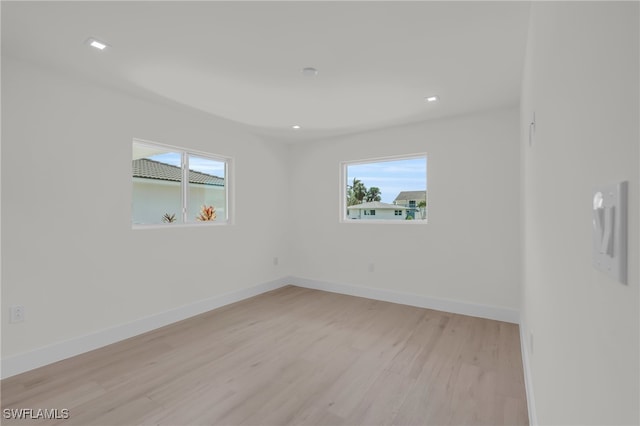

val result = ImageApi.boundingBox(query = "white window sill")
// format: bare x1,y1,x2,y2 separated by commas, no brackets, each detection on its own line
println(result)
339,219,428,225
132,221,231,230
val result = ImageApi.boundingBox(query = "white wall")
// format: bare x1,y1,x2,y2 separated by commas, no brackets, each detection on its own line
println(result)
1,57,290,361
289,108,521,312
520,2,639,425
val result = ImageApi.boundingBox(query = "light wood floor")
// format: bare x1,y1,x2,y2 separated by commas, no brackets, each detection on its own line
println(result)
1,286,528,426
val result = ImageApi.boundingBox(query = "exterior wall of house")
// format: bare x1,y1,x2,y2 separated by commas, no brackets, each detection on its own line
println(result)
132,179,181,224
132,178,225,224
348,208,404,220
394,199,413,206
394,196,426,206
394,197,426,219
187,183,226,223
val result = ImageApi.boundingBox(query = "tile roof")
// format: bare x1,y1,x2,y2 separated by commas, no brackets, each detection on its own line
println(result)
394,190,426,202
347,201,406,210
132,158,224,186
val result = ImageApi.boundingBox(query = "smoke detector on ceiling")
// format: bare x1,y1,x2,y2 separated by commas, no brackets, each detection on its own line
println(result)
301,67,318,77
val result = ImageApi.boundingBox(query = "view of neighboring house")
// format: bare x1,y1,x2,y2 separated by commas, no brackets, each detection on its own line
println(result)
346,190,428,221
132,158,225,224
394,190,427,219
347,201,406,220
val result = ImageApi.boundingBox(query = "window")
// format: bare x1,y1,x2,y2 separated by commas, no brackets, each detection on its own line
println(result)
132,140,231,227
341,154,427,223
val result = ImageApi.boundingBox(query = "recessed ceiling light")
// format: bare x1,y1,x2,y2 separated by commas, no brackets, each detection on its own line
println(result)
425,95,439,102
86,38,108,50
292,125,301,130
301,67,318,77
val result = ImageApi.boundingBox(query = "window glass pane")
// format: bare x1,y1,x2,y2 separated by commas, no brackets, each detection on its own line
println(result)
345,156,427,221
187,155,226,223
132,145,182,225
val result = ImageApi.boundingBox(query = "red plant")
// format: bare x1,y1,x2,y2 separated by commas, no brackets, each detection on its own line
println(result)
196,205,216,221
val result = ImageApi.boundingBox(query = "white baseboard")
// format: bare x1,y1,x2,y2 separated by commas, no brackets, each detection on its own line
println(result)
2,276,520,380
290,277,520,324
1,276,292,379
519,320,538,426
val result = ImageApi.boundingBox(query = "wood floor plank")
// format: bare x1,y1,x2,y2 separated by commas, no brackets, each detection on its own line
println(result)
1,286,528,425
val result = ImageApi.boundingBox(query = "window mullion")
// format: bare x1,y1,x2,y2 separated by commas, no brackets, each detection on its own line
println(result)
182,152,188,223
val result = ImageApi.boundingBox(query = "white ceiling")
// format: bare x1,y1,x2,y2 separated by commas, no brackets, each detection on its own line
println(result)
1,1,531,142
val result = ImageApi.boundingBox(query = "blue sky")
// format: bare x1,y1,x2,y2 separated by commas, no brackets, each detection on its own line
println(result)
149,152,225,177
347,157,427,203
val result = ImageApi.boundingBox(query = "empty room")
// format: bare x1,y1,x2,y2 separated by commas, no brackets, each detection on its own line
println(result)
1,1,638,425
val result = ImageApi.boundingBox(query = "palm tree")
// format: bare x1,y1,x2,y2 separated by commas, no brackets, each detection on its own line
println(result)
418,200,427,219
347,178,367,206
365,187,382,202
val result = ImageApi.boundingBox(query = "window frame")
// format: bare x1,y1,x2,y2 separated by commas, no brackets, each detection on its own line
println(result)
132,138,233,229
339,153,427,225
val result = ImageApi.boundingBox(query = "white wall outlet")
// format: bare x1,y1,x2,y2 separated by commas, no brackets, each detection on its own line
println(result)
273,256,279,266
10,305,25,323
368,263,375,273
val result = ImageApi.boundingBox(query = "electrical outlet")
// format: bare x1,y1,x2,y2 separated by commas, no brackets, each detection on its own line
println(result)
368,263,375,273
273,257,279,266
10,305,25,323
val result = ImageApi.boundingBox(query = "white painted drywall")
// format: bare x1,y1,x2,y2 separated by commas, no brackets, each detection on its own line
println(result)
1,56,290,359
520,2,639,425
288,108,522,311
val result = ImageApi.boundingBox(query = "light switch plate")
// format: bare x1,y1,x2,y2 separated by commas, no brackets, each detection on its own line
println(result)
592,181,628,284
